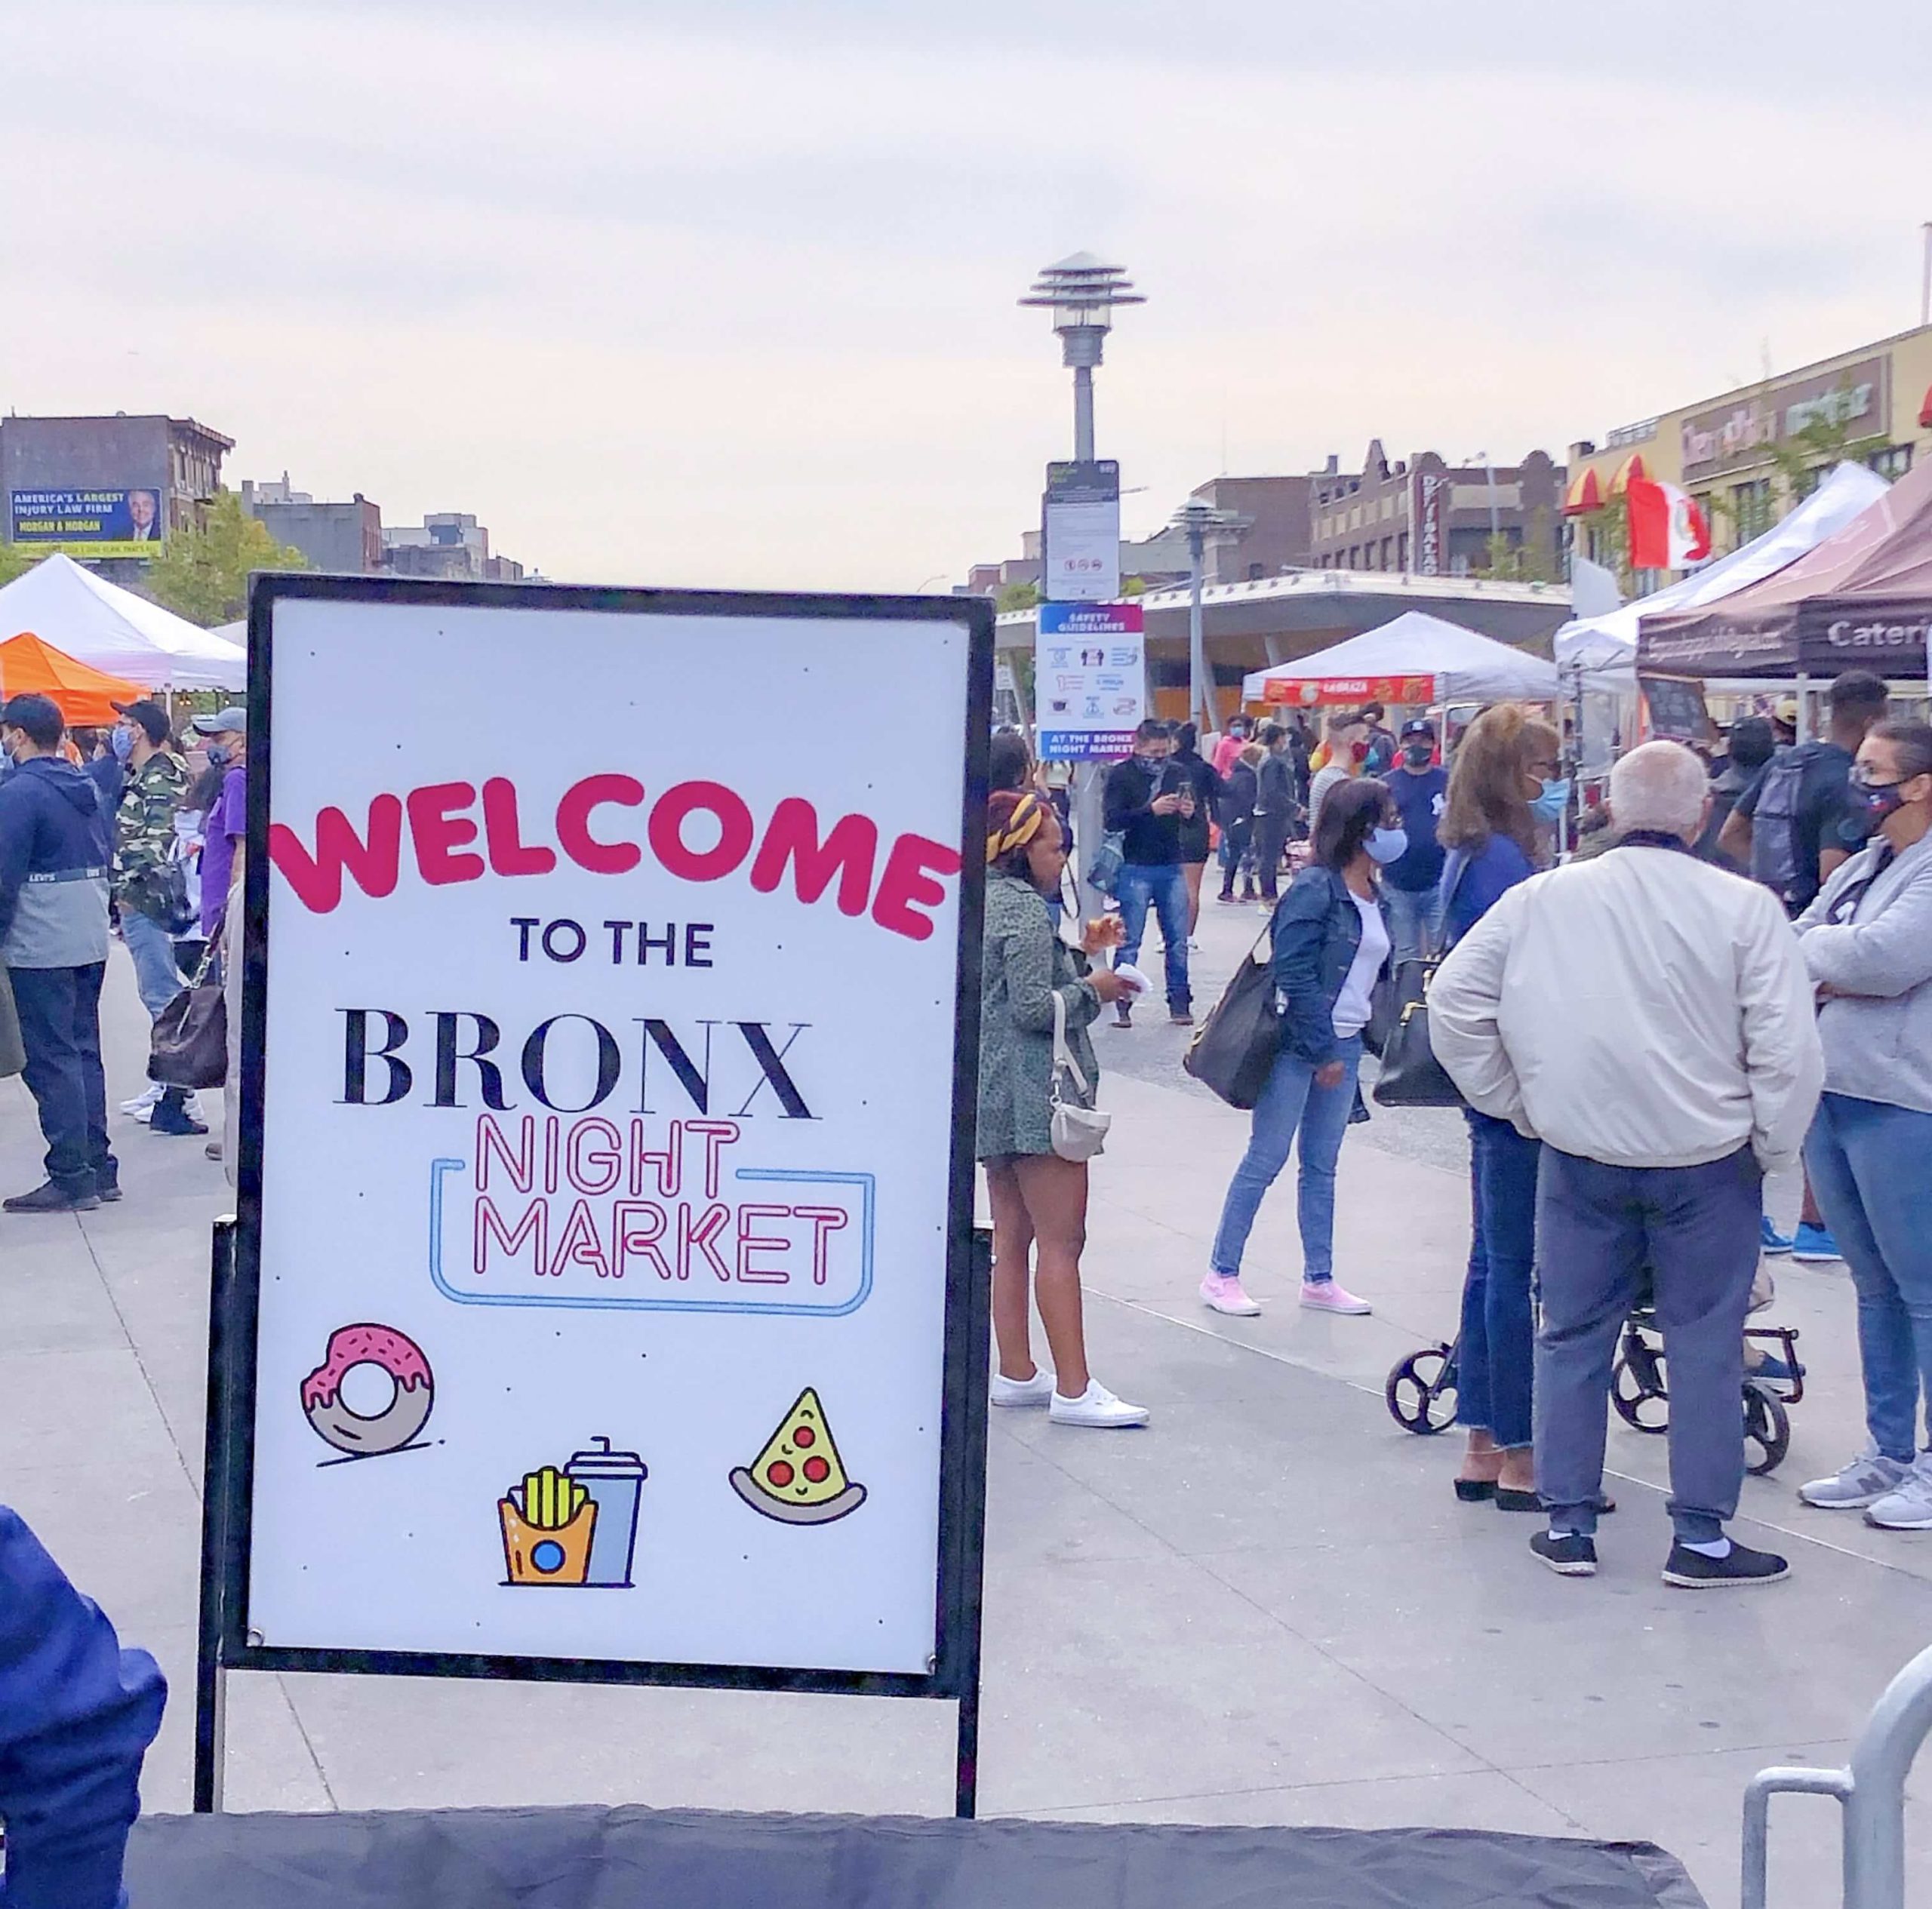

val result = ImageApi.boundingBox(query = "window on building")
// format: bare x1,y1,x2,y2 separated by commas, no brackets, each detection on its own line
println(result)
1869,444,1915,480
1397,532,1408,569
1247,561,1264,580
1730,478,1773,541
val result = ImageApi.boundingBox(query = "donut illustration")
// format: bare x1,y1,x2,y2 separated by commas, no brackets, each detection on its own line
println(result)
300,1323,434,1459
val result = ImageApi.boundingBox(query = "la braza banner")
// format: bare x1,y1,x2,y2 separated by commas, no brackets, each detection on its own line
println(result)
1035,601,1145,760
237,578,985,1688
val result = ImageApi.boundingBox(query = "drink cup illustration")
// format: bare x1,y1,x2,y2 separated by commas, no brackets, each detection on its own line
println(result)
564,1435,648,1588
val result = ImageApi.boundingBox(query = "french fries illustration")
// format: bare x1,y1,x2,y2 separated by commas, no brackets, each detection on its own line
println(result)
500,1461,598,1586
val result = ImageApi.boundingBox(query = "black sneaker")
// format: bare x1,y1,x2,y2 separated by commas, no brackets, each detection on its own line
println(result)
149,1097,209,1137
1530,1530,1598,1577
1663,1540,1789,1589
4,1180,100,1214
95,1180,123,1204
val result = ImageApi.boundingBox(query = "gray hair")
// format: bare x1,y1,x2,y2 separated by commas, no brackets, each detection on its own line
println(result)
1608,740,1708,841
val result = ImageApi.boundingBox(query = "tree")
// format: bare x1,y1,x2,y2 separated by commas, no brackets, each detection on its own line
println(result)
995,579,1041,614
0,543,43,587
146,489,311,626
1473,508,1560,585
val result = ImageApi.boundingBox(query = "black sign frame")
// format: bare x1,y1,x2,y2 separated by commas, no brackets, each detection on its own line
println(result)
195,573,993,1812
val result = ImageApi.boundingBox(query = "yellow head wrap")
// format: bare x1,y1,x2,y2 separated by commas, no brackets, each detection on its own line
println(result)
986,792,1047,865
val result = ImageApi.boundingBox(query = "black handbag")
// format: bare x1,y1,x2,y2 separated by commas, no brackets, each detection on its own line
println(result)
1183,923,1281,1110
1371,855,1470,1111
148,948,227,1090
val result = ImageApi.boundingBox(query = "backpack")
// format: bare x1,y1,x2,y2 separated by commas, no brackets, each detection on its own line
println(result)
1748,744,1812,899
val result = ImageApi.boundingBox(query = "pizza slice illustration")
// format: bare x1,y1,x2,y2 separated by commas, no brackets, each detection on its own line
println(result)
729,1387,867,1526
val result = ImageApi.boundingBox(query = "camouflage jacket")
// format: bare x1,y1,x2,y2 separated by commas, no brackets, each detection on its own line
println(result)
113,749,187,889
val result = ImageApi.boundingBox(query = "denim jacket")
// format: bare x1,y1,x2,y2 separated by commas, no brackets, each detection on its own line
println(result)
1269,864,1392,1065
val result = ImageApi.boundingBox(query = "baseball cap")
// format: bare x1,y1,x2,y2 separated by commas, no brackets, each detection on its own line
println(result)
1772,697,1799,729
111,698,171,744
1399,718,1437,741
192,706,248,736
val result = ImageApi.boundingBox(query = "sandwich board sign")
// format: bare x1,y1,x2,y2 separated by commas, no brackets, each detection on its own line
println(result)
196,574,992,1812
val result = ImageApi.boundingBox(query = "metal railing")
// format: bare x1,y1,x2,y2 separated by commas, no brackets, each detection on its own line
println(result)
1743,1642,1932,1909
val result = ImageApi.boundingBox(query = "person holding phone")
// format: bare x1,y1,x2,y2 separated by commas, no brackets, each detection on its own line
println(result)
1102,719,1194,1028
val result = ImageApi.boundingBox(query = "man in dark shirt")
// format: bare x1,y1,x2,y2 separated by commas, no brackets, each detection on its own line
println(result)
1379,717,1449,961
1103,718,1192,1028
1720,672,1887,916
1252,721,1300,903
1718,670,1888,1263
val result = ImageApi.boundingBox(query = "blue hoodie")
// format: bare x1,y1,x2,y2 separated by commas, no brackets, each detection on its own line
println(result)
0,755,113,968
0,1505,166,1908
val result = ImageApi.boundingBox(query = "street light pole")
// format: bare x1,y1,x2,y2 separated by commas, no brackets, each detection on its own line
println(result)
1020,255,1145,924
1170,497,1251,735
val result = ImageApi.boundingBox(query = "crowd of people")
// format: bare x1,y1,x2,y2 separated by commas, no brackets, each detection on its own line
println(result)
0,693,245,1213
977,669,1932,1588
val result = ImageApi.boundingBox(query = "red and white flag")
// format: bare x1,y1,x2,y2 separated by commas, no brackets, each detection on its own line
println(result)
1626,475,1711,570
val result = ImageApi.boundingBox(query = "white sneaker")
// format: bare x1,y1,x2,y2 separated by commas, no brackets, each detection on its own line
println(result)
989,1366,1056,1409
1200,1273,1262,1316
1048,1381,1150,1428
1300,1279,1372,1315
1866,1456,1932,1531
1799,1445,1910,1510
121,1084,162,1115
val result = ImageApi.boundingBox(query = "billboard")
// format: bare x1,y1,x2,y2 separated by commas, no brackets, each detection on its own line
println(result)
1035,600,1144,759
219,574,991,1702
1041,460,1121,602
9,486,165,559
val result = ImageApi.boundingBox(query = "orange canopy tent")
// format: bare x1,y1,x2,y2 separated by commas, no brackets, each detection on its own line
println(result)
0,631,147,726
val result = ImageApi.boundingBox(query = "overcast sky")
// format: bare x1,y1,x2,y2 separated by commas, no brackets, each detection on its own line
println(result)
5,0,1930,588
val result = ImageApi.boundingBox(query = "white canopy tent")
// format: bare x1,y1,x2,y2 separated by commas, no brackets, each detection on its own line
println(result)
0,554,246,692
1552,461,1890,689
1241,610,1559,706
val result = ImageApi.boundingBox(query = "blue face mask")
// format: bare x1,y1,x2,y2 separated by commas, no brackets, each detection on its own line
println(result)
1367,825,1408,865
206,744,231,769
1530,778,1571,824
110,725,134,761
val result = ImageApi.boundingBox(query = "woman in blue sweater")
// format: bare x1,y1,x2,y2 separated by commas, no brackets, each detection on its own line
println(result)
1436,705,1565,1508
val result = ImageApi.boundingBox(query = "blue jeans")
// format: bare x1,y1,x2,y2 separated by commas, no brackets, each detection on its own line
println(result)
11,963,115,1196
120,907,185,1021
1115,862,1191,1013
1804,1093,1932,1465
1209,1034,1363,1280
1456,1111,1540,1450
1383,884,1440,964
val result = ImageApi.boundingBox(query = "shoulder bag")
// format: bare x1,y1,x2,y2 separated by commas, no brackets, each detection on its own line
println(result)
1049,988,1112,1161
1371,853,1469,1110
1183,919,1281,1110
148,942,229,1090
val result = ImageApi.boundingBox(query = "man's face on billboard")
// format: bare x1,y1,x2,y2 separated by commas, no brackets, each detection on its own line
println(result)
129,490,157,531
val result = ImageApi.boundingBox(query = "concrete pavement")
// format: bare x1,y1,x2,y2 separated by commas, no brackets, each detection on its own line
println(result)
1,911,1927,1908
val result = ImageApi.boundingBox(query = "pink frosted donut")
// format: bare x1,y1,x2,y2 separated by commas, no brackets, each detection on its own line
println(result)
301,1323,433,1456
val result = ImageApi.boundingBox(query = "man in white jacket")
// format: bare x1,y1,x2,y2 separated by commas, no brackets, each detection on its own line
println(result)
1431,742,1824,1588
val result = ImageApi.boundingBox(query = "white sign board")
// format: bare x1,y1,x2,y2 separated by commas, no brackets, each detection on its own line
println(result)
1035,601,1145,760
227,579,988,1695
1041,460,1121,603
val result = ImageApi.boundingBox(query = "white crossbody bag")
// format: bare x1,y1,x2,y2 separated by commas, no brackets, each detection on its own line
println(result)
1049,989,1112,1162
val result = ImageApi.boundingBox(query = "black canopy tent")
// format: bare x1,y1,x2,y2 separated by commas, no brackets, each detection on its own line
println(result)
1637,455,1932,681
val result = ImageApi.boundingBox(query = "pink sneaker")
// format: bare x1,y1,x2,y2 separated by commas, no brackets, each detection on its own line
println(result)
1300,1279,1372,1315
1199,1273,1262,1317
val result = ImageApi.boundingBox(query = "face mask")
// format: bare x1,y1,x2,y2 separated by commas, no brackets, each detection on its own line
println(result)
1402,743,1432,768
207,744,231,768
111,725,135,761
1367,826,1409,865
1850,773,1915,830
1530,778,1570,824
